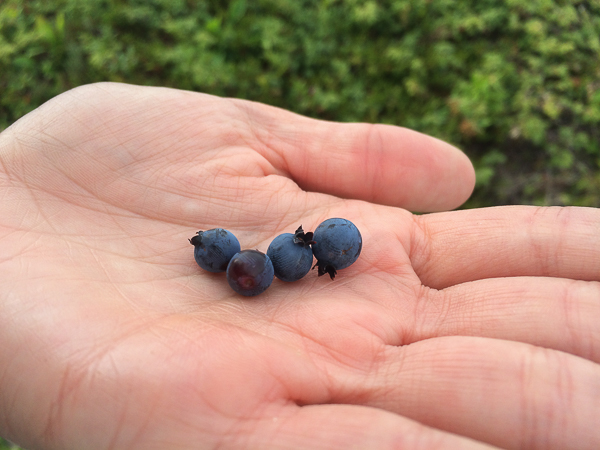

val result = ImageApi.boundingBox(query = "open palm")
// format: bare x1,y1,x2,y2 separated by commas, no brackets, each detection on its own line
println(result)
1,83,598,450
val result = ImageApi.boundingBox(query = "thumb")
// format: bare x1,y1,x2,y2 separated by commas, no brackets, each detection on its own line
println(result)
233,99,475,212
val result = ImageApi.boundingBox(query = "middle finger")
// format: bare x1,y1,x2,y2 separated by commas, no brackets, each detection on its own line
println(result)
408,276,600,363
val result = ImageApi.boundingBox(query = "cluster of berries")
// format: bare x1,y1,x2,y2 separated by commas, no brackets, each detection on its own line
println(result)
189,218,362,297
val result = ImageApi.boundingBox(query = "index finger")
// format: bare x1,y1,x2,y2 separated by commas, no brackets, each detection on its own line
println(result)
410,205,600,288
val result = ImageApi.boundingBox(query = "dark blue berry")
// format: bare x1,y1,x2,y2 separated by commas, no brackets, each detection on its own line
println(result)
189,228,241,273
226,250,274,296
312,218,362,280
267,226,314,282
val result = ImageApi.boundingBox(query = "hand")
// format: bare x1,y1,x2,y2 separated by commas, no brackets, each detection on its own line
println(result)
0,83,597,450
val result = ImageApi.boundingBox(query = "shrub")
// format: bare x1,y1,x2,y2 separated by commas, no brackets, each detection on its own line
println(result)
1,0,599,207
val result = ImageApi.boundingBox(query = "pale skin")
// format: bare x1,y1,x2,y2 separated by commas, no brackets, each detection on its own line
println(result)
0,83,599,450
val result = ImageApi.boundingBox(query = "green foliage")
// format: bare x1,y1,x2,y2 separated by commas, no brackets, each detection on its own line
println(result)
0,437,21,450
1,0,599,207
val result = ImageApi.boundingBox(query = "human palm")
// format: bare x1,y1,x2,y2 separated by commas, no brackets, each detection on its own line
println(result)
1,83,598,450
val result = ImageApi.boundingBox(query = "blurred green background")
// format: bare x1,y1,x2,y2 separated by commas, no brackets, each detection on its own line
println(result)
2,0,600,209
0,438,19,450
0,2,599,448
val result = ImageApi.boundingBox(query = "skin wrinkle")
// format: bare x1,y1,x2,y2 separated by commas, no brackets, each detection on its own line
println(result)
362,226,410,278
362,123,391,205
409,213,435,286
44,362,78,448
427,282,479,338
104,403,129,450
72,346,148,450
15,188,141,229
356,272,412,325
220,410,276,450
12,111,270,233
557,353,576,447
455,285,492,339
0,341,21,439
463,284,498,332
300,327,367,373
88,366,130,450
183,347,264,420
511,345,594,450
0,133,17,179
34,128,85,161
526,208,556,277
268,111,337,196
87,247,136,305
16,233,156,277
29,186,61,237
111,364,179,450
249,406,293,449
546,352,574,450
255,291,296,327
159,404,218,449
65,316,160,383
582,283,600,361
0,142,66,227
20,167,150,225
171,160,215,195
517,347,543,450
263,202,310,242
320,325,385,378
560,280,598,360
164,110,224,153
0,229,30,263
110,107,198,157
412,285,447,344
65,87,153,148
230,98,295,180
515,207,578,278
70,232,170,268
558,281,579,358
259,306,373,379
220,99,258,144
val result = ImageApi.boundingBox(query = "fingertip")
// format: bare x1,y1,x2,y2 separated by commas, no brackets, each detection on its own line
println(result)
409,133,475,212
301,123,476,212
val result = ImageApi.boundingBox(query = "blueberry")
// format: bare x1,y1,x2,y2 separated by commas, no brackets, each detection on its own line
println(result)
226,250,274,296
267,226,315,282
189,228,241,273
312,218,362,280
